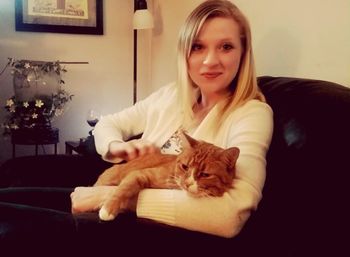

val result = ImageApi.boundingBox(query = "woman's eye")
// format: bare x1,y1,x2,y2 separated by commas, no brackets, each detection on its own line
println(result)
191,43,203,51
222,43,234,51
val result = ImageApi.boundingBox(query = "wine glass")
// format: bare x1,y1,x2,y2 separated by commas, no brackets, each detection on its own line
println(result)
86,109,100,128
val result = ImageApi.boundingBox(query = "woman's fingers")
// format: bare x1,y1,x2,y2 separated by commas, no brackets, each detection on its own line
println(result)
109,140,160,161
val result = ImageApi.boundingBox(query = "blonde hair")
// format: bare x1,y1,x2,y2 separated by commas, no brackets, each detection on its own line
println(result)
177,0,265,130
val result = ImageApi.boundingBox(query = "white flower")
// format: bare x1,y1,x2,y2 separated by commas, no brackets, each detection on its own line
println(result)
6,99,14,107
23,102,29,108
32,113,38,119
24,62,30,69
35,99,44,108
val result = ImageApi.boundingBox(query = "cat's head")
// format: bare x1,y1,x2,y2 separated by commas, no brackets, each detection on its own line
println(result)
174,133,239,197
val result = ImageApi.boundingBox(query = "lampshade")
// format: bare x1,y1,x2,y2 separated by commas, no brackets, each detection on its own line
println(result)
133,0,154,29
133,9,154,29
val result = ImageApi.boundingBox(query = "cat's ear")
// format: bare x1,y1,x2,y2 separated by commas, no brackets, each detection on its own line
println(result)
221,147,240,169
180,132,198,149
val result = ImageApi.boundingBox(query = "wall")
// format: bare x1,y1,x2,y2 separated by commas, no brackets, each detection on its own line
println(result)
149,0,350,93
0,0,134,163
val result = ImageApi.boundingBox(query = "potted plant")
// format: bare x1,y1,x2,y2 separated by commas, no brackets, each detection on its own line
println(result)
1,58,73,136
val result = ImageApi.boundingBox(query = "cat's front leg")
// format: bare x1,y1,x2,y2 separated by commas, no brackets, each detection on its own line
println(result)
99,196,137,221
99,188,122,221
99,185,127,221
99,173,147,221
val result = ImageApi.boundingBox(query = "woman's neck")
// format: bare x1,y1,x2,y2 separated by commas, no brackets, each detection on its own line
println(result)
193,92,227,122
197,90,229,109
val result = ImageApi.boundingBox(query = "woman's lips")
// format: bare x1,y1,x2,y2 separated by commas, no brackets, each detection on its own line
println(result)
201,72,222,79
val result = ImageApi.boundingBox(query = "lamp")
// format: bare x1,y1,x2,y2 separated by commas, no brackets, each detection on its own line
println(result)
133,0,154,29
133,0,154,104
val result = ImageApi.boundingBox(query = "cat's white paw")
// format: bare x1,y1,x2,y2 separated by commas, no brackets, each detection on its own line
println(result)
99,206,116,221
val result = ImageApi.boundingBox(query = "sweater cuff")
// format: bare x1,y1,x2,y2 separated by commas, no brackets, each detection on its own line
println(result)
136,189,176,226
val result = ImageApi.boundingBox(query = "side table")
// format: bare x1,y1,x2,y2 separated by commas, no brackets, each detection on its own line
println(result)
65,140,81,154
65,136,99,156
11,127,59,157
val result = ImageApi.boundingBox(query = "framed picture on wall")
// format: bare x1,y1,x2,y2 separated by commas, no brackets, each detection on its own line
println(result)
15,0,103,35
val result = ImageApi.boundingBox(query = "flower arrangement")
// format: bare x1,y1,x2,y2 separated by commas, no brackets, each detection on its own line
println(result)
2,58,73,135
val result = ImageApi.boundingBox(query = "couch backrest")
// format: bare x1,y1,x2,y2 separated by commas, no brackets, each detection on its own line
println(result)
259,76,350,154
253,76,350,253
258,76,350,174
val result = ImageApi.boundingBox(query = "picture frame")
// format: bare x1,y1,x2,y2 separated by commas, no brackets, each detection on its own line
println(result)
15,0,103,35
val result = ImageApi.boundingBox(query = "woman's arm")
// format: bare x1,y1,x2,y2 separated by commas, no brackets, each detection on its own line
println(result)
93,103,148,162
93,83,177,163
137,181,259,238
70,186,113,214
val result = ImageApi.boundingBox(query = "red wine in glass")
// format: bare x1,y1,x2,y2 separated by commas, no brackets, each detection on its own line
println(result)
86,109,100,128
87,119,99,127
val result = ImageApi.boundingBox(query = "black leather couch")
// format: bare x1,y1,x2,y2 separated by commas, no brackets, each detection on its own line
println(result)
0,76,349,256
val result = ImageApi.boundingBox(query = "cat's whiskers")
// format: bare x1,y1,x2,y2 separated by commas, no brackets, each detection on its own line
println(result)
205,193,216,199
171,174,181,185
166,174,182,189
197,188,218,198
198,190,209,198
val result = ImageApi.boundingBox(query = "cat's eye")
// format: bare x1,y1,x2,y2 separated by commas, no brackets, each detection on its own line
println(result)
198,172,210,178
181,163,189,171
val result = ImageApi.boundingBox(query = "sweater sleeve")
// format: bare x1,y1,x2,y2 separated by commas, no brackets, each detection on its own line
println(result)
93,84,176,162
93,103,146,162
136,100,273,238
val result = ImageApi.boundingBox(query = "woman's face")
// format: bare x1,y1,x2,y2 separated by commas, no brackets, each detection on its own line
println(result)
188,16,243,97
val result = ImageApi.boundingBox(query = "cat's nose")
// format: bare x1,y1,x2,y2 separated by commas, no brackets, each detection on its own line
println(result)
185,177,194,187
187,184,198,194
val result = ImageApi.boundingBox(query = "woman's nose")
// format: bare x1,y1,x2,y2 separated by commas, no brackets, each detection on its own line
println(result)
203,49,219,66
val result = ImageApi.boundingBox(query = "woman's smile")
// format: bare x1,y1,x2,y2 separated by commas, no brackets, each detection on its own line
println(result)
201,72,223,79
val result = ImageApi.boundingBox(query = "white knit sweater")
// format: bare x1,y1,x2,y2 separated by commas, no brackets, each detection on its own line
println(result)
93,83,273,238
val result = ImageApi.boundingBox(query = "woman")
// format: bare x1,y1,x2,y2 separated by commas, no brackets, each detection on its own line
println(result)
0,0,272,245
71,0,273,238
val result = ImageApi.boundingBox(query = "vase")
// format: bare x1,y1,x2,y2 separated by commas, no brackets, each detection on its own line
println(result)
13,69,61,102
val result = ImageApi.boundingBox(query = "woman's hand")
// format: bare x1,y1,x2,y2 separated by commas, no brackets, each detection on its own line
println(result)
107,139,160,161
70,186,114,214
70,186,138,214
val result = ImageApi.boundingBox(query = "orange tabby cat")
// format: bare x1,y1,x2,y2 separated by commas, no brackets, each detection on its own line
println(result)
94,133,239,221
